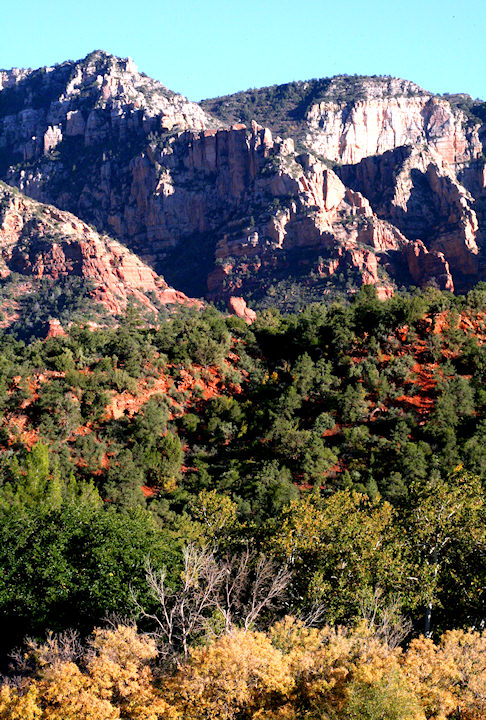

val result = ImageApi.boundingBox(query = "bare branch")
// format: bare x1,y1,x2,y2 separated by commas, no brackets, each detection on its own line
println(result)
359,587,412,648
298,601,329,628
134,544,293,661
243,557,292,630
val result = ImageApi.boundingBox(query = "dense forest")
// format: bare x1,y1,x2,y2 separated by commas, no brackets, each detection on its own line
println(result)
1,285,486,718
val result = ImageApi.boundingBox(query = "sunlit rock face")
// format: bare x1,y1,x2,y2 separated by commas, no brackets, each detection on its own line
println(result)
0,181,196,326
0,51,214,160
304,87,481,165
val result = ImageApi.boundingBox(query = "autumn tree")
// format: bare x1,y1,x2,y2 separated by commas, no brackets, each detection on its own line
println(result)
0,624,177,720
166,628,293,720
403,628,486,720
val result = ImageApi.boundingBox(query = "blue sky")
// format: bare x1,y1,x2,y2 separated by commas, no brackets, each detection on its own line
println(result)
3,0,486,101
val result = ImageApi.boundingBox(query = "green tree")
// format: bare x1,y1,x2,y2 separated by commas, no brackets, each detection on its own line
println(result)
0,445,177,645
271,491,411,623
406,469,486,635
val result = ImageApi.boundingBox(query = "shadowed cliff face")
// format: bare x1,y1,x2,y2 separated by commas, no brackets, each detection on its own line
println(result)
337,146,481,290
114,123,410,302
0,54,485,315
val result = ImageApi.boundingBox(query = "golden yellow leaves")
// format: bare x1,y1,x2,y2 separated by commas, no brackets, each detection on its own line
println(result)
169,629,293,720
1,621,485,720
0,625,176,720
404,629,486,720
0,683,42,720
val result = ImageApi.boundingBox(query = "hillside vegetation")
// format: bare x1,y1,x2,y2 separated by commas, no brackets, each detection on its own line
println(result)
1,53,486,716
0,288,486,715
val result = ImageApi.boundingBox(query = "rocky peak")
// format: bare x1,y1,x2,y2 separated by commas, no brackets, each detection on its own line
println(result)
60,50,209,125
314,75,429,101
0,51,217,169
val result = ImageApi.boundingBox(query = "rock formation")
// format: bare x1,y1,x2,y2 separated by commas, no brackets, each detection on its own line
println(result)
202,76,483,165
0,51,214,166
404,240,454,292
228,296,257,324
304,92,482,165
337,145,480,290
0,53,485,317
0,181,196,328
45,318,67,337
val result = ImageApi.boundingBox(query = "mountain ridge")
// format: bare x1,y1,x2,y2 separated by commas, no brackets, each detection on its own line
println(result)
0,50,485,330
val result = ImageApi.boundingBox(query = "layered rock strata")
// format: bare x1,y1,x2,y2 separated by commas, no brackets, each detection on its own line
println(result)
305,93,482,165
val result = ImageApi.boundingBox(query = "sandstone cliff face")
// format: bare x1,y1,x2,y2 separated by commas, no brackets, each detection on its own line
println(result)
337,145,480,289
1,57,485,313
404,240,454,292
202,76,483,167
305,95,481,165
7,115,395,298
0,181,195,324
5,114,476,305
123,122,407,300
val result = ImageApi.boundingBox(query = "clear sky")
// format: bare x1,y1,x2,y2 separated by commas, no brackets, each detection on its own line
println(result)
2,0,486,101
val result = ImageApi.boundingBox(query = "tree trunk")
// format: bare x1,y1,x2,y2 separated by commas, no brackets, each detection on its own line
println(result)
424,548,439,636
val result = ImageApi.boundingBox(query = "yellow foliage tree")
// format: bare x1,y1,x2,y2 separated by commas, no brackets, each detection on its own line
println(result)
403,629,486,720
0,662,119,720
87,625,177,720
270,491,410,623
270,616,422,719
0,683,42,720
167,628,294,720
1,621,485,720
0,625,177,720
